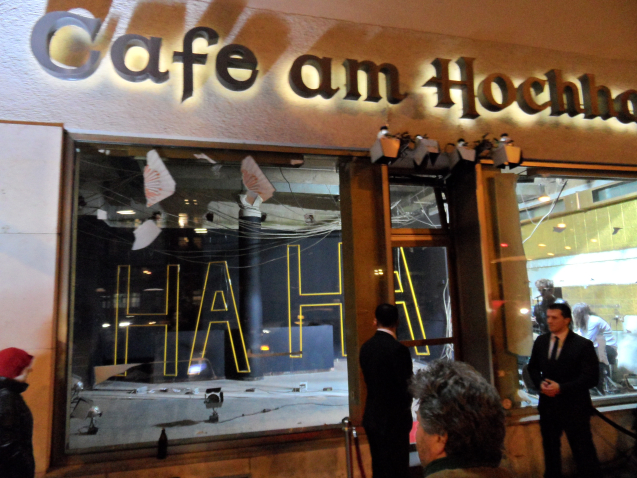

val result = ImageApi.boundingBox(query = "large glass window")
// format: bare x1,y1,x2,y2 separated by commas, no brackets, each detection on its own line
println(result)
67,145,347,451
492,167,637,408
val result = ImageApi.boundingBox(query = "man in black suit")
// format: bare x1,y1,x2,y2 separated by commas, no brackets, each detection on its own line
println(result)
359,303,413,478
527,302,602,478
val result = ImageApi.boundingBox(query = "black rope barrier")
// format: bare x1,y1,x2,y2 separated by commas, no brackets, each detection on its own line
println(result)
592,407,637,440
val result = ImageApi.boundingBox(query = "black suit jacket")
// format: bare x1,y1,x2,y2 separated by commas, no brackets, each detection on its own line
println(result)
527,330,599,414
359,331,413,434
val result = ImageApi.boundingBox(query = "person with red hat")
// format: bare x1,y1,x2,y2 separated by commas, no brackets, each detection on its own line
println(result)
0,347,35,478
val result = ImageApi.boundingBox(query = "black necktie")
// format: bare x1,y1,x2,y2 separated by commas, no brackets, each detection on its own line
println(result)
550,337,559,361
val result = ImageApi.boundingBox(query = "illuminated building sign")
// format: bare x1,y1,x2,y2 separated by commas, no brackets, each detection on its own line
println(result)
31,11,637,125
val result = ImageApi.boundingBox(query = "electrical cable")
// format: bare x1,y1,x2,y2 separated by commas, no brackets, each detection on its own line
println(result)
522,180,568,244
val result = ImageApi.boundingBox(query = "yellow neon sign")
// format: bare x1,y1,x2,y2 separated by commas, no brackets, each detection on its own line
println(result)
188,261,250,373
287,243,345,358
395,248,430,355
114,265,180,375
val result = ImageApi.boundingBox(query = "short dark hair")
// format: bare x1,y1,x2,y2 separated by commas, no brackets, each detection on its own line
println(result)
375,303,399,327
547,302,572,320
410,360,505,465
535,278,554,291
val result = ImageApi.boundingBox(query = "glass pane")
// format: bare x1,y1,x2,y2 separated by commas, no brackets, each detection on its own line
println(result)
494,169,637,407
68,147,347,450
392,246,453,363
389,184,444,228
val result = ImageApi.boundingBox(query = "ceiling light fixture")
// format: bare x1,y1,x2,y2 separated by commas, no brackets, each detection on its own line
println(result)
538,195,551,203
538,243,546,247
565,246,572,250
194,228,207,234
591,238,598,243
117,210,136,215
557,223,566,228
547,253,555,256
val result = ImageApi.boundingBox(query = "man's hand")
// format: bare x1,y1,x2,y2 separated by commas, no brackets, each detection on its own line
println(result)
541,379,560,397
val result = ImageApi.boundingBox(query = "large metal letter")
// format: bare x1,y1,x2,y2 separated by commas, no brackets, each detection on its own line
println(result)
111,34,169,83
579,74,616,120
516,77,550,114
545,69,584,117
478,73,515,112
423,57,479,119
343,59,407,104
216,44,258,91
289,54,339,99
173,26,219,102
30,11,102,80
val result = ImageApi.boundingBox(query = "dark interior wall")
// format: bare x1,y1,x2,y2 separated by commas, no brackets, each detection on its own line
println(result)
72,217,344,383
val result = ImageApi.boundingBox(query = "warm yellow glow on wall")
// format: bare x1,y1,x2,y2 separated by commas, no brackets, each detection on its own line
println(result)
522,195,637,260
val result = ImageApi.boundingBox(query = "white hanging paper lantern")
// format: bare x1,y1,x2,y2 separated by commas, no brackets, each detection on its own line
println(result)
132,219,161,250
241,155,275,205
144,150,176,207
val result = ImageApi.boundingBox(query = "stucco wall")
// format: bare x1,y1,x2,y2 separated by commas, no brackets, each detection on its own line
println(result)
0,122,63,477
0,1,636,164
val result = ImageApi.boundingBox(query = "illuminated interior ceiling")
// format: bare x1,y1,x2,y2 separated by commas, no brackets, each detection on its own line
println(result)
513,167,637,260
77,144,341,230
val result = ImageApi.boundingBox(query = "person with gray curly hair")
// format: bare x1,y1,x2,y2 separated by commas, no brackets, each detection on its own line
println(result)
410,360,514,477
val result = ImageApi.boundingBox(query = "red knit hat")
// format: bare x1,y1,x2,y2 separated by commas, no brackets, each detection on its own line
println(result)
0,348,34,379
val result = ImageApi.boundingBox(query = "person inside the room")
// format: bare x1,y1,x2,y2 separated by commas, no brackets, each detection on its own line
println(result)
572,302,619,393
410,360,513,477
0,347,36,478
532,279,565,335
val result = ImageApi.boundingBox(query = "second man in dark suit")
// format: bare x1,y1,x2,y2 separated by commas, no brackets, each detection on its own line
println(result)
359,303,413,478
527,302,601,478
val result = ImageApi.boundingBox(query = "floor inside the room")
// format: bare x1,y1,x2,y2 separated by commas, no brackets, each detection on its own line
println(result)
69,359,352,449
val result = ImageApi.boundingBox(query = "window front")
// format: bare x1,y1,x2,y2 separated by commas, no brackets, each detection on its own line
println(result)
388,179,458,362
67,144,348,451
484,164,637,408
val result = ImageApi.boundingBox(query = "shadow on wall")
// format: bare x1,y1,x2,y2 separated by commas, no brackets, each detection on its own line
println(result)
232,11,291,77
127,1,186,44
198,0,247,40
46,0,119,65
308,22,429,122
46,0,113,20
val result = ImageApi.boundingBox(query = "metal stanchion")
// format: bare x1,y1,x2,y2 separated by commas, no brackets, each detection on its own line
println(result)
342,417,354,478
352,426,367,478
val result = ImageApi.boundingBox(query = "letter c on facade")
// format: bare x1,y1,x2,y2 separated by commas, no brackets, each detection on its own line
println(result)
31,11,102,80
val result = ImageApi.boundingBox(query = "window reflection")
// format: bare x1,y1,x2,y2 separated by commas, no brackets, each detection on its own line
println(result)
69,147,348,449
503,171,637,406
392,246,453,362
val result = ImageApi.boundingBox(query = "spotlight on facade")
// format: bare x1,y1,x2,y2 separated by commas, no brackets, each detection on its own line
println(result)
204,388,224,423
71,397,103,435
